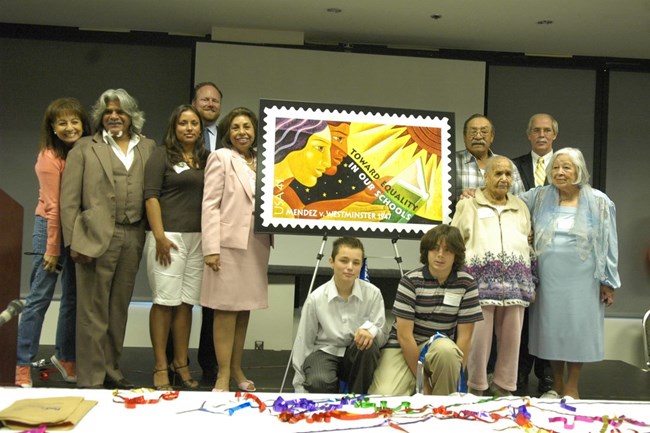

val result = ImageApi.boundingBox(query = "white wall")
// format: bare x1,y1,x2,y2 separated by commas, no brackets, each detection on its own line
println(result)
34,280,295,352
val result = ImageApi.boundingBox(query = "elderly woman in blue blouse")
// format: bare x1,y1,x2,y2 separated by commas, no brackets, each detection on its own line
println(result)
520,147,620,400
451,155,535,397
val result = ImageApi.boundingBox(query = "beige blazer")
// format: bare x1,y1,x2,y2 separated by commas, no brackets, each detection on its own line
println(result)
60,132,156,258
202,148,256,255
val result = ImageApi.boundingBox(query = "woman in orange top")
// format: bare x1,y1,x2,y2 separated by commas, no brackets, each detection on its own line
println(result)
15,98,91,387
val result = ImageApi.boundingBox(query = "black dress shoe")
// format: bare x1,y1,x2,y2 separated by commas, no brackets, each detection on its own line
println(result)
104,376,134,389
516,375,529,391
537,375,553,393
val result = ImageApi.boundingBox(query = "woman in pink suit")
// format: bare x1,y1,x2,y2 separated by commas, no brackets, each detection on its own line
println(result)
201,107,272,392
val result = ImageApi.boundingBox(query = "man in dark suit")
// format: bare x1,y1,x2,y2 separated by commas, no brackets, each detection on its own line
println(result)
511,113,558,393
192,81,223,382
192,82,222,152
61,89,156,388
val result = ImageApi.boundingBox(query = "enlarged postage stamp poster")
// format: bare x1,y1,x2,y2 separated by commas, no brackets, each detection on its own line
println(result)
255,100,454,239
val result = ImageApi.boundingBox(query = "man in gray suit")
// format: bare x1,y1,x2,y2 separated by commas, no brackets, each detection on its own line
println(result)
61,89,156,388
511,113,558,393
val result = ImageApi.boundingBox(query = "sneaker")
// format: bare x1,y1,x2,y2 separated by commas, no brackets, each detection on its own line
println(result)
15,365,32,388
50,355,77,383
540,390,561,399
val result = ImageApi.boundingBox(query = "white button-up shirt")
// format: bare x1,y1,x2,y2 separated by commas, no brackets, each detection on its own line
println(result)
292,277,387,392
103,129,141,170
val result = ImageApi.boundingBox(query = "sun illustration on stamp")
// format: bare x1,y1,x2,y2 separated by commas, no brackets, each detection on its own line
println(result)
346,122,444,221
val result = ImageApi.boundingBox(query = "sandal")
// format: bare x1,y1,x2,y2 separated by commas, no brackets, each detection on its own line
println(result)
237,379,256,392
153,368,173,391
170,363,199,389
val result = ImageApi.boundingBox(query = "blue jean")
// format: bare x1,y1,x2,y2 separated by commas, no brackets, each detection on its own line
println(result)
16,216,77,365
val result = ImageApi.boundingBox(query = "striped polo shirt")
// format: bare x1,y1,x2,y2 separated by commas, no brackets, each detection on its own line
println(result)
384,266,483,348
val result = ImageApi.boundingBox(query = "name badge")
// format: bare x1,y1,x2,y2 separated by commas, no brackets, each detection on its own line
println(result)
477,207,495,219
173,162,190,174
556,217,574,231
443,292,462,307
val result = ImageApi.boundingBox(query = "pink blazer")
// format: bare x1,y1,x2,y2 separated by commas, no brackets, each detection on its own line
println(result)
202,148,255,255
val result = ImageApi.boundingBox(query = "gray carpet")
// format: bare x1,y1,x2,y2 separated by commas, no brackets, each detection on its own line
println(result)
30,346,650,400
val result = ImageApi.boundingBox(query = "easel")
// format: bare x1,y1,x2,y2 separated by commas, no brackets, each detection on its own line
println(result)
279,234,405,393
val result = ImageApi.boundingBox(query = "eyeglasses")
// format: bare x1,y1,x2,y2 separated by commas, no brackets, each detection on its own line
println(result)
467,128,491,137
198,97,220,104
530,127,554,135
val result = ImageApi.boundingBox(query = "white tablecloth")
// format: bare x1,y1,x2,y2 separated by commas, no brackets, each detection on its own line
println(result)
1,387,649,432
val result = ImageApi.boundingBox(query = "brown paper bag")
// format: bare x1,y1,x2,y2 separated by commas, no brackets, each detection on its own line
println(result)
0,396,97,431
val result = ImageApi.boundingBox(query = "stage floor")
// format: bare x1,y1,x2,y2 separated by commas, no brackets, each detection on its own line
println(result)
24,346,650,401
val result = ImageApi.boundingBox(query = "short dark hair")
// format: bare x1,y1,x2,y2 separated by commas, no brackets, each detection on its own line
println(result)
192,81,223,101
217,107,258,149
331,237,365,259
419,224,466,272
463,113,494,135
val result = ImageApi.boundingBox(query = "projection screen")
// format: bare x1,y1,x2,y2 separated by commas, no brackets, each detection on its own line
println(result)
195,42,485,266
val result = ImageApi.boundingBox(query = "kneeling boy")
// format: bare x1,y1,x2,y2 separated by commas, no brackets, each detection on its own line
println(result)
369,224,483,395
292,237,387,394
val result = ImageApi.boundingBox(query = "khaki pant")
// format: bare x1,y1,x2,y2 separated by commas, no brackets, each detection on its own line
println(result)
75,223,144,387
369,338,463,396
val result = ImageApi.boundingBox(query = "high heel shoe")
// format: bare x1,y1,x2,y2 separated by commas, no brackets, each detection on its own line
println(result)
153,368,173,391
170,363,199,389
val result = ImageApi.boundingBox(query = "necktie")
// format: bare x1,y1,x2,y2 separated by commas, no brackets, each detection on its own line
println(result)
534,157,546,187
204,127,211,151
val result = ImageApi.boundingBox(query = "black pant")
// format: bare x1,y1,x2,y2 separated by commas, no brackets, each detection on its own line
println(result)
198,307,217,375
303,341,380,394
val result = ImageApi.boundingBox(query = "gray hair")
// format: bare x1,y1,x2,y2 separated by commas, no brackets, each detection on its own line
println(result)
484,155,513,175
91,88,145,134
526,113,559,135
547,147,590,186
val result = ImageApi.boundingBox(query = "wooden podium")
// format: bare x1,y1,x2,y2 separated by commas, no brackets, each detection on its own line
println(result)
0,189,24,385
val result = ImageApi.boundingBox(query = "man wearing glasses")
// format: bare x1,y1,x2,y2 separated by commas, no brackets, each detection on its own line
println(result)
454,114,525,201
192,82,223,152
512,113,557,191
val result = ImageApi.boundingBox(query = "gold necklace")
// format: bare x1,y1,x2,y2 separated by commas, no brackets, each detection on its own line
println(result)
242,153,255,166
182,152,194,167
